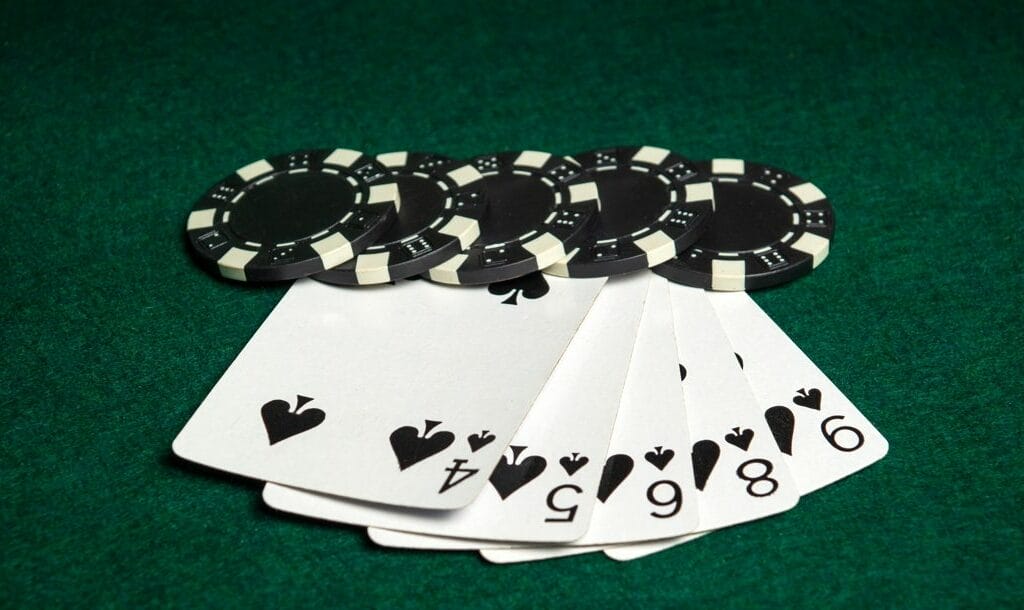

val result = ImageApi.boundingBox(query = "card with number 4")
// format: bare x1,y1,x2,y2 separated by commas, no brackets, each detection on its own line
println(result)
262,273,650,542
174,274,604,510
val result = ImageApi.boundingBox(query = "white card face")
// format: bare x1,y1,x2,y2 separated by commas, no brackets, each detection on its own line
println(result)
603,532,707,561
604,290,890,563
262,273,650,541
707,291,889,494
664,285,800,530
174,274,605,510
367,528,494,550
553,275,699,545
363,276,697,552
481,545,603,564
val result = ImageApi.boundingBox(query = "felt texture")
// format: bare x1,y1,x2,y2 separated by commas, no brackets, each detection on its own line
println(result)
1,0,1022,607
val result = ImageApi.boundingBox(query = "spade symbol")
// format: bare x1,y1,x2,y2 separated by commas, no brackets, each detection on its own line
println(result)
596,454,634,502
691,440,721,491
644,446,675,471
489,446,547,499
558,452,589,476
467,430,496,452
261,395,325,445
487,271,549,305
793,388,822,410
724,427,754,451
765,406,795,455
389,420,456,470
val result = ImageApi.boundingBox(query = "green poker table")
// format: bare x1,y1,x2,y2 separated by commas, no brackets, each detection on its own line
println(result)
3,1,1021,607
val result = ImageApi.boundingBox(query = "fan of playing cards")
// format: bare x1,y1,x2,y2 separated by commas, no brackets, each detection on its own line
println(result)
176,146,888,563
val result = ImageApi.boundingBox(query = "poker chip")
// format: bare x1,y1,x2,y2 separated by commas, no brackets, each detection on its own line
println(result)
186,149,400,283
313,152,488,286
425,151,598,286
544,146,715,278
653,159,834,291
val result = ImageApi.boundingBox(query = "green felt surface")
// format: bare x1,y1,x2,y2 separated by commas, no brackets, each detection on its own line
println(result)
2,1,1022,607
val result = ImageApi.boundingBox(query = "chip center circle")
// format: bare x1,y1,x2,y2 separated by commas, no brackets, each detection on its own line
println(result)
476,173,555,244
373,174,447,245
590,168,670,239
231,171,356,244
697,181,793,252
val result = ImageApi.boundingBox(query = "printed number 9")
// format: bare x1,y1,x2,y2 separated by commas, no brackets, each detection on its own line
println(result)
647,480,683,518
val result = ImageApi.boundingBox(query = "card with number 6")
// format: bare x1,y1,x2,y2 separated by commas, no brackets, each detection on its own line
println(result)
603,289,888,561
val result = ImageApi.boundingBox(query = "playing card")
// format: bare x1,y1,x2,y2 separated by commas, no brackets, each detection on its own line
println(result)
603,532,707,561
601,289,888,561
661,284,800,530
707,291,889,493
481,545,603,563
367,529,495,550
262,273,650,542
173,273,605,510
475,284,801,563
364,275,696,552
561,276,700,544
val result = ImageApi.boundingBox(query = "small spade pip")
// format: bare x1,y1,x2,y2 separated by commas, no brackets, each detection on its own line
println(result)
487,271,549,305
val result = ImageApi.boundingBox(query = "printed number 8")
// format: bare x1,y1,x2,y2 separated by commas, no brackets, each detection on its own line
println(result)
736,459,779,497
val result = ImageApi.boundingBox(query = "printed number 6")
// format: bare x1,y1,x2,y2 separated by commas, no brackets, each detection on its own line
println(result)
820,415,865,452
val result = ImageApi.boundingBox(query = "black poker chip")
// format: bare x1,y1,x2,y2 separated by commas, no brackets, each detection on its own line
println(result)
544,146,715,278
186,149,400,283
312,152,488,286
425,151,598,286
653,159,835,291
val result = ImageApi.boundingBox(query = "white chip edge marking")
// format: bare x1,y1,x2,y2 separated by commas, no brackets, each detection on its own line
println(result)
311,233,354,270
217,247,258,281
632,146,670,166
515,150,552,169
187,209,216,230
635,230,676,267
236,159,274,182
790,232,830,267
568,181,599,204
544,247,579,277
447,164,484,187
324,149,363,168
524,232,566,271
427,254,468,284
711,259,747,291
712,158,745,175
376,151,408,168
355,252,392,284
685,181,714,203
367,183,401,208
789,182,827,204
439,215,480,249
